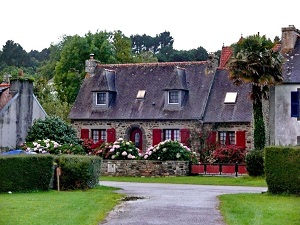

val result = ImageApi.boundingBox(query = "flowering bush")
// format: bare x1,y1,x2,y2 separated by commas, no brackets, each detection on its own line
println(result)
22,139,85,155
82,138,104,154
212,145,247,163
92,138,140,160
143,140,197,162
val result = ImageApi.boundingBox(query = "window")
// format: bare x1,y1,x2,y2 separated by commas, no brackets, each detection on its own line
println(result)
164,129,180,141
218,131,235,145
291,91,300,117
136,90,146,99
92,129,106,143
168,91,179,104
96,92,106,105
224,92,237,103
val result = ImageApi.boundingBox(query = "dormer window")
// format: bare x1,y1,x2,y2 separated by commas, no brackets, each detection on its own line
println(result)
168,91,179,104
96,92,107,105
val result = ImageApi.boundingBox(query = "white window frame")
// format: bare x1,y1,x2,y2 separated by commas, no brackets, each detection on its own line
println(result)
168,91,179,104
96,92,107,105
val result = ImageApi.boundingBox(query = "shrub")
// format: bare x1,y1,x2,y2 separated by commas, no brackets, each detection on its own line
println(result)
25,116,79,145
0,155,54,192
21,139,85,155
265,146,300,195
143,140,197,162
213,145,247,163
54,155,101,190
92,138,140,160
245,149,264,176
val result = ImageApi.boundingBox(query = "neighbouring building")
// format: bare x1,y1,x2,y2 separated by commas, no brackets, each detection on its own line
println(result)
269,25,300,145
0,78,47,151
69,48,253,152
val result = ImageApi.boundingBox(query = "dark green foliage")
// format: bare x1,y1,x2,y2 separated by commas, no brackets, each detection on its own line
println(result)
253,101,266,150
0,155,54,192
26,116,79,144
54,155,101,190
245,150,264,176
265,146,300,195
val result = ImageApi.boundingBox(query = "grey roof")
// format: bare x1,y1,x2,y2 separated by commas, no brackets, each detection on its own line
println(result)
282,37,300,83
203,69,252,123
70,62,214,120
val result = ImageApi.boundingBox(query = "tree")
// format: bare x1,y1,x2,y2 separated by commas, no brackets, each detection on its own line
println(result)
112,30,134,63
0,40,29,67
228,34,284,150
26,116,79,144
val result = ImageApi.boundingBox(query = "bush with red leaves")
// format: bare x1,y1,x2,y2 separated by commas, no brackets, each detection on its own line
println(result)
213,145,247,163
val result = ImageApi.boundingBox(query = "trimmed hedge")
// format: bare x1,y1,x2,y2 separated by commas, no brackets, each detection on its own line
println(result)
54,155,101,190
245,150,264,176
0,155,54,192
265,146,300,195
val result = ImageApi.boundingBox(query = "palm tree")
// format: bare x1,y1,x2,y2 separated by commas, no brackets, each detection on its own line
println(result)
228,34,284,150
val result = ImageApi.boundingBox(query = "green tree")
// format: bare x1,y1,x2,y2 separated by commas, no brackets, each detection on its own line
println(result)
112,30,134,63
0,40,29,67
26,116,79,144
228,34,284,150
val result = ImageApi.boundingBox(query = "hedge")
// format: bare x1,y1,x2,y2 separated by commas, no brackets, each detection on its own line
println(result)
265,146,300,195
0,155,54,192
54,155,101,190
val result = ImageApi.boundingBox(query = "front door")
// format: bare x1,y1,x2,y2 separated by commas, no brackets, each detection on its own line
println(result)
130,128,143,151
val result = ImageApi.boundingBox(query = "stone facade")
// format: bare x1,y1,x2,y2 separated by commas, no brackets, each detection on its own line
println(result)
203,122,253,150
72,119,200,151
101,160,190,176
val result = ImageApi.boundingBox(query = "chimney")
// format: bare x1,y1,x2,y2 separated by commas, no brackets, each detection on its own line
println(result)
219,46,232,69
281,25,300,54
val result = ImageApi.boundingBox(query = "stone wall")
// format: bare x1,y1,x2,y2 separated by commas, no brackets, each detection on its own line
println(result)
101,160,190,176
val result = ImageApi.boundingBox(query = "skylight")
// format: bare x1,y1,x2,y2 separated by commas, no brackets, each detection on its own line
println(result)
224,92,237,103
136,90,146,99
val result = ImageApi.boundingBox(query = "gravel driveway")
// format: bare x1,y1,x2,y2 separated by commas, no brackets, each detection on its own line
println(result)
99,181,266,225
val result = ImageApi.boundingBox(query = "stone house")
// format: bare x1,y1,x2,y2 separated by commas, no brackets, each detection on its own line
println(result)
0,79,47,151
69,49,253,152
269,25,300,145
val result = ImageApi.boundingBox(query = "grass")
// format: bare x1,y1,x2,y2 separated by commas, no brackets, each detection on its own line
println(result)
100,175,267,187
0,185,124,225
219,193,300,225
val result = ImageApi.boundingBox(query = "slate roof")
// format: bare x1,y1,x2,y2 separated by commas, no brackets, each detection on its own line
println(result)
69,62,215,120
282,37,300,83
203,69,252,123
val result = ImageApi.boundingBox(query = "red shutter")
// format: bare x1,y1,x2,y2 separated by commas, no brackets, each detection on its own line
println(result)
152,129,162,146
180,129,190,146
80,129,89,139
225,132,230,145
207,131,217,144
107,128,116,143
236,130,246,149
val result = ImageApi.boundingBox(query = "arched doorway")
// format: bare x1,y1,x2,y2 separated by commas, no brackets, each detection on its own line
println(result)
130,128,143,151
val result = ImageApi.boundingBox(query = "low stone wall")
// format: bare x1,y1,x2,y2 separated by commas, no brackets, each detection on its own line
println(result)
101,160,190,177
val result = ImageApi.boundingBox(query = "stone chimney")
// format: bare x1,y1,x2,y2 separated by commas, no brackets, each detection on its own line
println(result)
219,46,232,69
281,25,300,54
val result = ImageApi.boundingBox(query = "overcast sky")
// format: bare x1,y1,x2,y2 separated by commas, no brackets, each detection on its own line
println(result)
1,0,300,53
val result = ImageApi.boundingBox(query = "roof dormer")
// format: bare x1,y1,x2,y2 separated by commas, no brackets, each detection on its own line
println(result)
164,67,188,110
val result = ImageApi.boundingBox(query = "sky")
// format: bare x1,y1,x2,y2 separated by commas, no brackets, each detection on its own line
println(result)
1,0,300,53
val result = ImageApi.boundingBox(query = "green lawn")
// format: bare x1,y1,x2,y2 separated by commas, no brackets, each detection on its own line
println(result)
0,185,123,225
100,175,267,187
219,193,300,225
1,176,298,225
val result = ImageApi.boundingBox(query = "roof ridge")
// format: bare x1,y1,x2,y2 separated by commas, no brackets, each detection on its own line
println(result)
97,61,207,68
